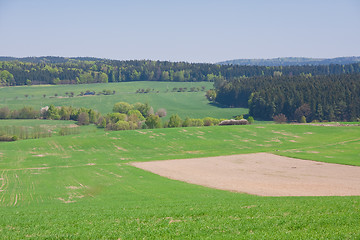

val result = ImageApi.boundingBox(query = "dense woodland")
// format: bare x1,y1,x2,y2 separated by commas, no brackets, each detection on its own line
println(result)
1,57,360,86
213,73,360,122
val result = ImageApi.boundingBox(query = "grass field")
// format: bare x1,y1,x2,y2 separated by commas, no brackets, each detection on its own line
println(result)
1,123,360,238
0,82,247,120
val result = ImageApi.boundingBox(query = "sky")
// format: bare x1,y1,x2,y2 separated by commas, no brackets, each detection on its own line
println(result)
0,0,359,63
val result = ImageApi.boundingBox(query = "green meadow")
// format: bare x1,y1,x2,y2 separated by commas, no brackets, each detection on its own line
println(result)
0,82,247,120
1,122,360,239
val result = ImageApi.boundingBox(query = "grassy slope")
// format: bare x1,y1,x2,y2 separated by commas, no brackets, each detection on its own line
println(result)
1,124,360,238
0,82,247,120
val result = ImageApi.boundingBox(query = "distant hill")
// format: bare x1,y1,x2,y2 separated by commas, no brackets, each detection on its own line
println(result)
217,57,360,66
0,56,105,63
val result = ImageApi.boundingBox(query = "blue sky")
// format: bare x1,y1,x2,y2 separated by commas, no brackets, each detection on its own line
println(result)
0,0,359,63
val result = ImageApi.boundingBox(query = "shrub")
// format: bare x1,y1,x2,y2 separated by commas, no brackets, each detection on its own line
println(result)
133,102,150,118
205,89,217,101
247,116,254,124
78,112,90,125
273,114,287,123
0,107,10,119
155,108,167,118
128,110,145,122
203,117,220,126
182,117,191,127
300,116,307,123
113,121,130,131
113,102,132,114
191,119,204,127
17,106,39,119
145,114,162,129
107,113,127,123
168,114,182,128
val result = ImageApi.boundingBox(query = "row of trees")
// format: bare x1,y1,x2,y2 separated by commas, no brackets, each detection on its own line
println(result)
0,102,254,139
212,73,360,122
1,57,360,86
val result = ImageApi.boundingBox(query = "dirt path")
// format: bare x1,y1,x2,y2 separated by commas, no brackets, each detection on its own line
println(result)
131,153,360,196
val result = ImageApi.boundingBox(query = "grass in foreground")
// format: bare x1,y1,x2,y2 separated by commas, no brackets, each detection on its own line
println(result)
1,124,360,238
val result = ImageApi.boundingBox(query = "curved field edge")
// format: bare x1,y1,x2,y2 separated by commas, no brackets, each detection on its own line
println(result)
1,124,360,238
1,124,359,169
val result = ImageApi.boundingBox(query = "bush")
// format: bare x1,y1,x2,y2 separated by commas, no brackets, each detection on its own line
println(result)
273,114,287,124
300,115,307,123
133,102,150,118
155,108,167,118
145,114,162,129
0,107,10,119
128,110,145,121
191,119,204,127
113,102,132,114
107,113,127,123
235,115,244,120
168,114,182,128
247,116,254,124
78,112,90,125
203,117,220,126
113,121,130,131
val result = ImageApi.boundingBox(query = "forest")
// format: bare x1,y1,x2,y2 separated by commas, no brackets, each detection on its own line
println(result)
1,57,360,86
213,73,360,122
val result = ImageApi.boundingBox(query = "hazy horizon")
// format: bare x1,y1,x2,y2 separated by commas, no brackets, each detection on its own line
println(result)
1,0,359,63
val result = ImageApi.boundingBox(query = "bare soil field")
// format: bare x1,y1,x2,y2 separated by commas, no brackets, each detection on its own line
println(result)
132,153,360,196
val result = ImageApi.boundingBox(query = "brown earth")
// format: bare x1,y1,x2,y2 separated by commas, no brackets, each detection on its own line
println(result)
131,153,360,196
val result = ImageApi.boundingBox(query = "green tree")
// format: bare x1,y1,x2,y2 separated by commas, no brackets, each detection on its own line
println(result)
205,89,217,101
168,114,182,128
247,116,254,124
113,121,130,131
133,102,150,118
128,110,145,122
113,102,132,114
78,112,90,125
300,115,307,123
0,70,14,85
145,114,162,129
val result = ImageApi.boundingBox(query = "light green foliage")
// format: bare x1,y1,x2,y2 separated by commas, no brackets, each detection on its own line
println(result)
205,89,217,101
0,70,14,85
46,104,60,120
247,116,254,124
145,114,162,128
127,109,145,121
300,115,307,123
235,115,244,120
113,120,130,130
133,102,150,118
113,101,132,114
168,114,182,128
107,112,127,123
203,117,220,126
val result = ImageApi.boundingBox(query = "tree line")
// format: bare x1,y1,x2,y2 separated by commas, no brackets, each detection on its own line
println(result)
1,57,360,86
0,102,254,141
212,73,360,122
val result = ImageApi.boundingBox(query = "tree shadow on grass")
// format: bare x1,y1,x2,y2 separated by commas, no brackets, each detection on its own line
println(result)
208,102,234,109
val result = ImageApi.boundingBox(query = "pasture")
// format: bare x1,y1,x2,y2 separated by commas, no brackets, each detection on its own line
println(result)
0,82,247,120
1,123,360,238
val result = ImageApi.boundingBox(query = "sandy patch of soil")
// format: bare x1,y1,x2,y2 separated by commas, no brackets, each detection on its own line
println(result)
113,144,128,151
131,153,360,196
